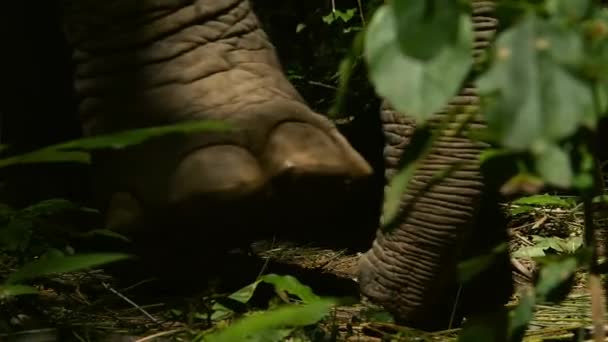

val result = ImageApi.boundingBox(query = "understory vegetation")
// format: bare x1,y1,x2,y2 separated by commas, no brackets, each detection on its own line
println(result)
2,0,608,341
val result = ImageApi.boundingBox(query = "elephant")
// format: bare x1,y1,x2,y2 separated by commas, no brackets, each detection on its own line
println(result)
0,0,513,332
357,0,514,330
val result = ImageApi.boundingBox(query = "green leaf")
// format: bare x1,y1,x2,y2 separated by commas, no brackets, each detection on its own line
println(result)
56,120,231,151
260,274,321,304
393,0,463,60
205,299,336,342
0,150,90,168
508,290,536,341
513,245,547,258
478,14,594,151
533,143,573,188
546,0,590,21
211,279,263,321
365,5,473,121
0,284,39,299
79,229,130,242
508,205,535,216
534,255,578,300
511,194,574,207
0,120,230,168
6,253,131,284
322,9,356,25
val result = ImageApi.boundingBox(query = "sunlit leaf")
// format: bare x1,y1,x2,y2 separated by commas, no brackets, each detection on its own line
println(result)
205,299,336,342
260,274,321,304
365,5,472,121
511,194,574,208
211,279,263,321
513,245,547,258
478,14,593,151
6,253,131,284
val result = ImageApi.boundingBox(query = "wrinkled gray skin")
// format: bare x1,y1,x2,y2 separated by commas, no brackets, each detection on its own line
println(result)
359,0,513,330
59,0,372,236
58,0,510,330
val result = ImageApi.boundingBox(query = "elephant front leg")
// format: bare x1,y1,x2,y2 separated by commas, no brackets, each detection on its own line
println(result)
60,0,372,250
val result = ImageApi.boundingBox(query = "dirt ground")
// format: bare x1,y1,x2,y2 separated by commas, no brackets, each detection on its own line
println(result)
1,198,606,341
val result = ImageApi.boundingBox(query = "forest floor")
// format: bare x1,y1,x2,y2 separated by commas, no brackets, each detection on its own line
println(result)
1,195,606,341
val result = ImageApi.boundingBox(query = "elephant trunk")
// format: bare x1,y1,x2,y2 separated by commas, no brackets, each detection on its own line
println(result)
359,90,488,328
358,0,499,329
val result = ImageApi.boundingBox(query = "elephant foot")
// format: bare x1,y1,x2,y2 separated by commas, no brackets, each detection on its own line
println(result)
97,116,372,255
358,249,460,331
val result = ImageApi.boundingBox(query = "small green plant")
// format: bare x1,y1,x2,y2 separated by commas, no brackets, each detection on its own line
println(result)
0,120,230,299
196,274,344,342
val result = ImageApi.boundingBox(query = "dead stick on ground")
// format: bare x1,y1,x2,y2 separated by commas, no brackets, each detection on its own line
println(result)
135,328,186,342
102,282,160,324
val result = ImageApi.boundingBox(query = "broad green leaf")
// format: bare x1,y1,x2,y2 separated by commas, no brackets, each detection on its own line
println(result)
508,205,535,216
511,194,574,207
546,0,590,21
211,279,263,321
478,14,594,151
0,284,39,299
6,253,131,284
365,5,472,121
260,274,320,304
533,143,573,188
513,245,547,258
205,299,336,342
392,0,462,60
227,280,264,304
560,236,583,253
